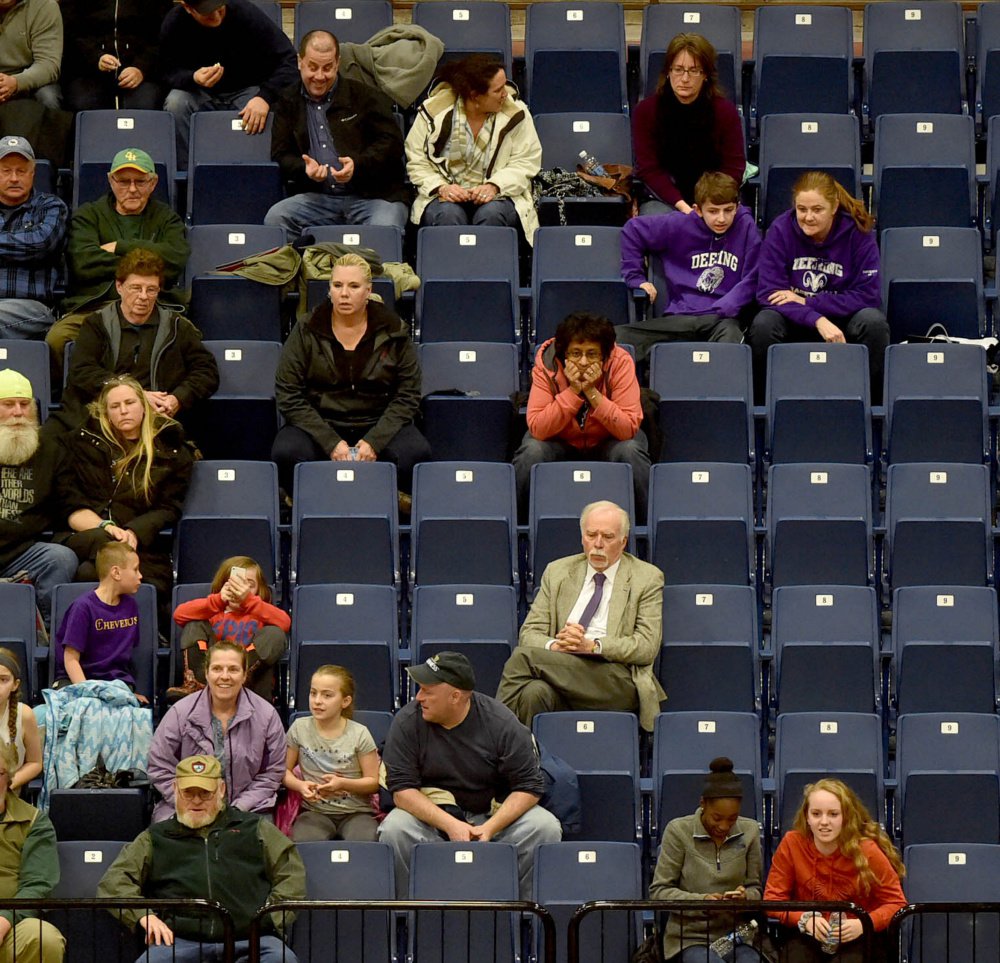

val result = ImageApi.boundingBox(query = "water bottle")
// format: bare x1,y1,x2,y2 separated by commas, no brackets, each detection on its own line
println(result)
578,149,608,177
708,919,758,958
821,912,843,955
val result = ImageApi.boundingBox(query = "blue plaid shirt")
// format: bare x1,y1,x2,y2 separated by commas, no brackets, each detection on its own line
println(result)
0,189,68,304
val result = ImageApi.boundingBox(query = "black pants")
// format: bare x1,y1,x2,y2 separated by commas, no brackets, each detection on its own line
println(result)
617,313,745,365
62,76,162,112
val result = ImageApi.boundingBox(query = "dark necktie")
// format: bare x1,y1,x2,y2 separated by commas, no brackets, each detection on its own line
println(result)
578,573,606,630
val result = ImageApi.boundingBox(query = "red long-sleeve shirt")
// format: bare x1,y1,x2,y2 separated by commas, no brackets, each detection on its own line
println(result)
173,593,291,647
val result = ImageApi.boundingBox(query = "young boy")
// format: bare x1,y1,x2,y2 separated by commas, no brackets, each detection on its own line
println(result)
618,171,762,361
54,541,144,696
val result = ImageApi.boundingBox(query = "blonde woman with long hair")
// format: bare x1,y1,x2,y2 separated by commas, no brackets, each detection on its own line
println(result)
765,778,906,962
57,374,197,622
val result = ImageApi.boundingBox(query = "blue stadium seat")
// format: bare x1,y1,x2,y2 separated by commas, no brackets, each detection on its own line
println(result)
418,342,518,462
884,463,993,590
770,585,880,715
774,711,883,838
249,0,282,28
758,113,861,230
302,224,401,311
294,0,394,47
896,712,1000,847
412,1,512,75
186,113,282,225
411,462,518,587
0,583,38,701
291,583,398,712
186,341,281,462
883,343,990,466
658,584,759,713
524,2,628,114
73,110,176,209
766,463,873,589
751,6,854,136
48,788,148,841
291,461,399,587
648,463,754,586
174,460,279,589
765,343,872,465
533,710,642,842
873,113,977,232
879,227,986,342
978,3,1000,135
892,586,999,714
648,343,755,464
640,4,741,102
863,1,966,135
651,711,762,841
415,226,520,343
410,584,518,697
0,340,51,421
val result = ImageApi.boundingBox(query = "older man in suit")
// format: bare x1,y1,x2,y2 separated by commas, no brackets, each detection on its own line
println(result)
497,500,665,731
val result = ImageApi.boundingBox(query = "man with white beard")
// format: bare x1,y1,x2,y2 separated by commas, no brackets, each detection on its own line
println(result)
0,368,76,622
98,754,305,963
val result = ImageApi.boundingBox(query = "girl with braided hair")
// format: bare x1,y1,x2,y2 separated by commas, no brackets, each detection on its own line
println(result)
0,649,41,792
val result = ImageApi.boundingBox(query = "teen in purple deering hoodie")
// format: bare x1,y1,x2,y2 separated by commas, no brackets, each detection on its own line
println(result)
749,171,889,404
618,172,761,362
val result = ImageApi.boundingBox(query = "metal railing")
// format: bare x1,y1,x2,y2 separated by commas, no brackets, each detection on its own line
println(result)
888,901,1000,963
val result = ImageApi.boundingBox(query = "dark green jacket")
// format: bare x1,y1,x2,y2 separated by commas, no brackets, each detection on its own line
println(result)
63,195,190,314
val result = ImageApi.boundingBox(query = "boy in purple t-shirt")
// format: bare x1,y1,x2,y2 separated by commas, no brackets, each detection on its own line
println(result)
54,541,145,700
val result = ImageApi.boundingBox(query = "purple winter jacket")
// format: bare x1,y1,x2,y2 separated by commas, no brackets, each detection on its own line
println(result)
146,685,286,823
621,206,761,317
756,208,882,328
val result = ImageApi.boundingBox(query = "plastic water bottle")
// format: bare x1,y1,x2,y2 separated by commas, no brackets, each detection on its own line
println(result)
578,149,608,177
708,919,758,958
821,912,843,955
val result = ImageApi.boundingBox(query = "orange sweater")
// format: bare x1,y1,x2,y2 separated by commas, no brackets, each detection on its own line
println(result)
764,831,906,931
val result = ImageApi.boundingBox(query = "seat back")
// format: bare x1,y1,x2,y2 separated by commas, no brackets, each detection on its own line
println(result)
0,583,38,701
412,1,512,75
294,0,394,47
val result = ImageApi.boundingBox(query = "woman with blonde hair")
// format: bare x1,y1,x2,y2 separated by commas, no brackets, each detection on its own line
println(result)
57,374,197,620
272,252,430,499
765,778,906,962
749,171,889,404
632,33,746,215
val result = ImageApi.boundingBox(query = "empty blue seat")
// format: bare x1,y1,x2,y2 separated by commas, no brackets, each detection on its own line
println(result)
883,343,990,466
658,584,759,713
533,710,642,842
771,585,880,715
873,113,976,232
648,463,754,586
649,343,755,464
48,788,148,841
411,462,517,587
766,463,873,589
294,0,394,47
765,342,872,465
525,2,627,114
291,461,399,587
418,342,518,462
884,463,993,589
412,1,512,75
879,227,986,342
651,711,763,840
896,712,1000,847
0,583,38,701
892,586,999,714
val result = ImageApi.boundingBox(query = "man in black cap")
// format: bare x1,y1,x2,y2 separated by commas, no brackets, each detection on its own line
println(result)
379,651,561,898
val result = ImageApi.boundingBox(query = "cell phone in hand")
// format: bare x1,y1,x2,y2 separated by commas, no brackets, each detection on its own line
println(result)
230,566,247,581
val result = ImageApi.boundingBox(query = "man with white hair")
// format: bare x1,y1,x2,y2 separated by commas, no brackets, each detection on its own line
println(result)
98,754,305,963
0,368,76,622
497,500,665,731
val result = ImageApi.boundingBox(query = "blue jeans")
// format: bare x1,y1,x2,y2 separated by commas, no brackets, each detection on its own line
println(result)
1,541,78,623
164,85,260,168
0,299,54,339
137,936,296,963
421,197,518,228
264,192,408,236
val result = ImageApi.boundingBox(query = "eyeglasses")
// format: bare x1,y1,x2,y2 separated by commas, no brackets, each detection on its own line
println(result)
565,349,603,362
122,284,159,297
669,66,704,78
110,175,154,189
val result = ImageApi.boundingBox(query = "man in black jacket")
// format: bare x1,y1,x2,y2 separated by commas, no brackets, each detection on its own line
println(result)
264,30,408,236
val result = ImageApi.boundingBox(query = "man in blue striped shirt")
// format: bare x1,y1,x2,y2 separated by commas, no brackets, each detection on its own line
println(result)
0,136,67,339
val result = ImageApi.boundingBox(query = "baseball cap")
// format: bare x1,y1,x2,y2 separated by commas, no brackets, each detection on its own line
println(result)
175,754,222,791
0,136,34,163
0,369,33,400
406,651,476,691
109,148,155,176
187,0,226,13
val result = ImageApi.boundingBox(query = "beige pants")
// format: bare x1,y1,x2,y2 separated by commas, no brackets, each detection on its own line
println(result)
0,919,65,963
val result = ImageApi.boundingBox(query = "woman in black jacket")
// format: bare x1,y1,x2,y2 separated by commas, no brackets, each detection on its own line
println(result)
57,375,197,617
272,252,430,496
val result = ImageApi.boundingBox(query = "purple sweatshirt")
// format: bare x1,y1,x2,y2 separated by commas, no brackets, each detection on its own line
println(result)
55,590,139,686
620,206,761,318
756,209,882,328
